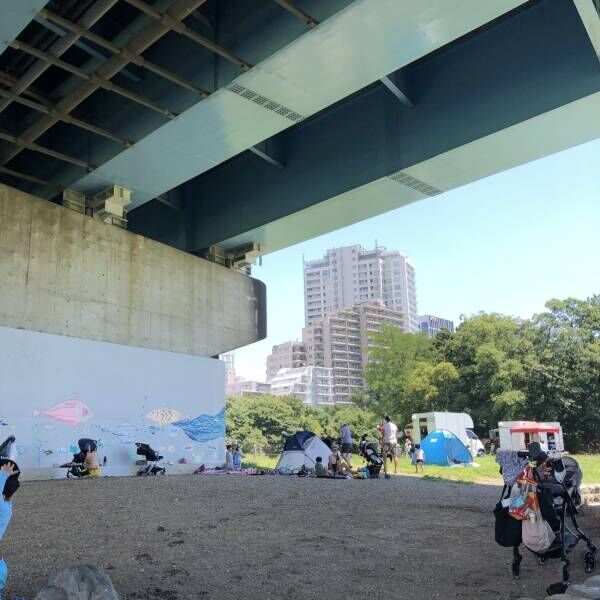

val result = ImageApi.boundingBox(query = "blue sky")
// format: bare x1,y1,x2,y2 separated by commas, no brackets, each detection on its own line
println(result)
233,138,600,380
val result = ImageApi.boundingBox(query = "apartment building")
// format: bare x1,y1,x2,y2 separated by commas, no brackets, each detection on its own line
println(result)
303,302,410,403
265,341,307,381
304,245,418,330
270,366,334,405
419,315,455,337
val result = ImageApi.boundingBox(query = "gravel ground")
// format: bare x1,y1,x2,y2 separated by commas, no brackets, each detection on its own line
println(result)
3,474,600,599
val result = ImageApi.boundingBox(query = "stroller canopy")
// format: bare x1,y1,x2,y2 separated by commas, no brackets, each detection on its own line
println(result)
276,431,332,473
421,429,473,466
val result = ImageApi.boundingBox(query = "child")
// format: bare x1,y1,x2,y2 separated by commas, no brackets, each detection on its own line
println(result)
83,448,101,478
414,444,425,473
224,444,234,470
328,444,342,475
0,459,20,597
232,445,244,471
314,456,327,478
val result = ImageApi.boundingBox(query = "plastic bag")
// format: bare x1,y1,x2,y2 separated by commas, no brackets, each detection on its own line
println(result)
523,517,555,553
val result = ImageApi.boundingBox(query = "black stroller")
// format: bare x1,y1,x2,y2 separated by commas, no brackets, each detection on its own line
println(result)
62,438,98,478
0,435,16,460
359,437,383,478
0,435,20,500
497,443,596,596
135,443,166,476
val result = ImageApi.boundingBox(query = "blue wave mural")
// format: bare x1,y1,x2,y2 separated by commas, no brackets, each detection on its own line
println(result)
173,408,225,443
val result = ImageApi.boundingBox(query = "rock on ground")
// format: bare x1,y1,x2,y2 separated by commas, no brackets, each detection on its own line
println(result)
35,565,120,600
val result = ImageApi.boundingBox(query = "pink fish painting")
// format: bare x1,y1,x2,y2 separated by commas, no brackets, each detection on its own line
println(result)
34,398,92,426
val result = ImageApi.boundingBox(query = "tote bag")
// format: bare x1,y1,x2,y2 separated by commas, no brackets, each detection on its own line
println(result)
494,484,522,547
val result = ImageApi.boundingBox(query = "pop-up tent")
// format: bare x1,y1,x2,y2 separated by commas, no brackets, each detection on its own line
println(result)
276,431,332,473
421,429,473,466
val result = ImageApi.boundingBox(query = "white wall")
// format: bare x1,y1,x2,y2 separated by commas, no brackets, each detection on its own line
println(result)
0,326,225,480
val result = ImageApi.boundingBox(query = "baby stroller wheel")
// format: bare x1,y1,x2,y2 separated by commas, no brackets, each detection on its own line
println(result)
584,551,596,573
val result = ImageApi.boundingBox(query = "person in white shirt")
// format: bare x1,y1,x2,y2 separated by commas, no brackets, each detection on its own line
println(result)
382,415,398,477
414,444,425,473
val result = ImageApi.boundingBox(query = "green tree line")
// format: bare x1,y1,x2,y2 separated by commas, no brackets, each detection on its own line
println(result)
225,395,378,453
364,295,600,451
227,295,599,453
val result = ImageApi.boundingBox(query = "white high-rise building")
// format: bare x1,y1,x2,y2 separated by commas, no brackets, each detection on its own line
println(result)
270,366,334,406
304,245,418,331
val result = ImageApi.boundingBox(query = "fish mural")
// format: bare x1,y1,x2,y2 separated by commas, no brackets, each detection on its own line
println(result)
104,423,138,445
33,399,92,426
145,408,186,426
172,409,225,443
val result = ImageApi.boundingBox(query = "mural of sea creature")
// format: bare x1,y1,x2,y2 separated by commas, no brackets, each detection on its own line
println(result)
145,408,186,426
33,399,92,426
43,449,53,456
108,423,138,445
173,409,225,443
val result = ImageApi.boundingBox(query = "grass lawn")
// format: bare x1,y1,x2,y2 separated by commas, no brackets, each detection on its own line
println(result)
244,453,600,485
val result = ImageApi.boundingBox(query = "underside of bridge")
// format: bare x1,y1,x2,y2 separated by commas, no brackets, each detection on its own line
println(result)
1,0,598,259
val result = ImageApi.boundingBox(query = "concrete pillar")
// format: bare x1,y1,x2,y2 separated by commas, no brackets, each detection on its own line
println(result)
0,183,266,356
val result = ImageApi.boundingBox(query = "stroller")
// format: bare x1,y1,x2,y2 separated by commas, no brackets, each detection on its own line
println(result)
135,443,166,476
496,443,596,596
62,438,98,478
359,437,383,478
0,435,17,461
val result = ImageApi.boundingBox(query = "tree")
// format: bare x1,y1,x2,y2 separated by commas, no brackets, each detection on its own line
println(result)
226,395,378,452
364,326,433,421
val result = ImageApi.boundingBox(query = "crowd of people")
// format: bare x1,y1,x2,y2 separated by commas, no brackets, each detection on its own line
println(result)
317,416,426,478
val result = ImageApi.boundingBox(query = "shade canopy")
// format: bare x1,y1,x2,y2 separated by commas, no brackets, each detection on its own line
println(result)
509,425,560,433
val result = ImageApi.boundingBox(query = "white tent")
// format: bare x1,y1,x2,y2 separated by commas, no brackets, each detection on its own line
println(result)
275,431,332,473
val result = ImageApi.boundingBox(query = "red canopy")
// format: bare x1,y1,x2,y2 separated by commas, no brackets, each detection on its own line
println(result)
509,425,560,433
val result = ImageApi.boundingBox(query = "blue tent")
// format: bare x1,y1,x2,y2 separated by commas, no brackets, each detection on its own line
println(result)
420,429,473,466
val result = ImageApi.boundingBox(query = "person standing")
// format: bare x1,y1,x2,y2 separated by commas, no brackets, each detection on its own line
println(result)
340,423,353,470
0,460,20,597
414,444,425,473
382,415,399,478
404,438,413,460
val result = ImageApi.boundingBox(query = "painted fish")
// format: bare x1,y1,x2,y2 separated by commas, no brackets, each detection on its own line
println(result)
173,409,225,443
34,399,92,426
108,423,138,445
145,408,186,426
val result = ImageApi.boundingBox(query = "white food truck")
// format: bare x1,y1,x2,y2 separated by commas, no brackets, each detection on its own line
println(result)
496,421,564,454
411,412,486,457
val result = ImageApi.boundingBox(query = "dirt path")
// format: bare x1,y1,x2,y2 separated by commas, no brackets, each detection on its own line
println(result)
3,474,599,599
